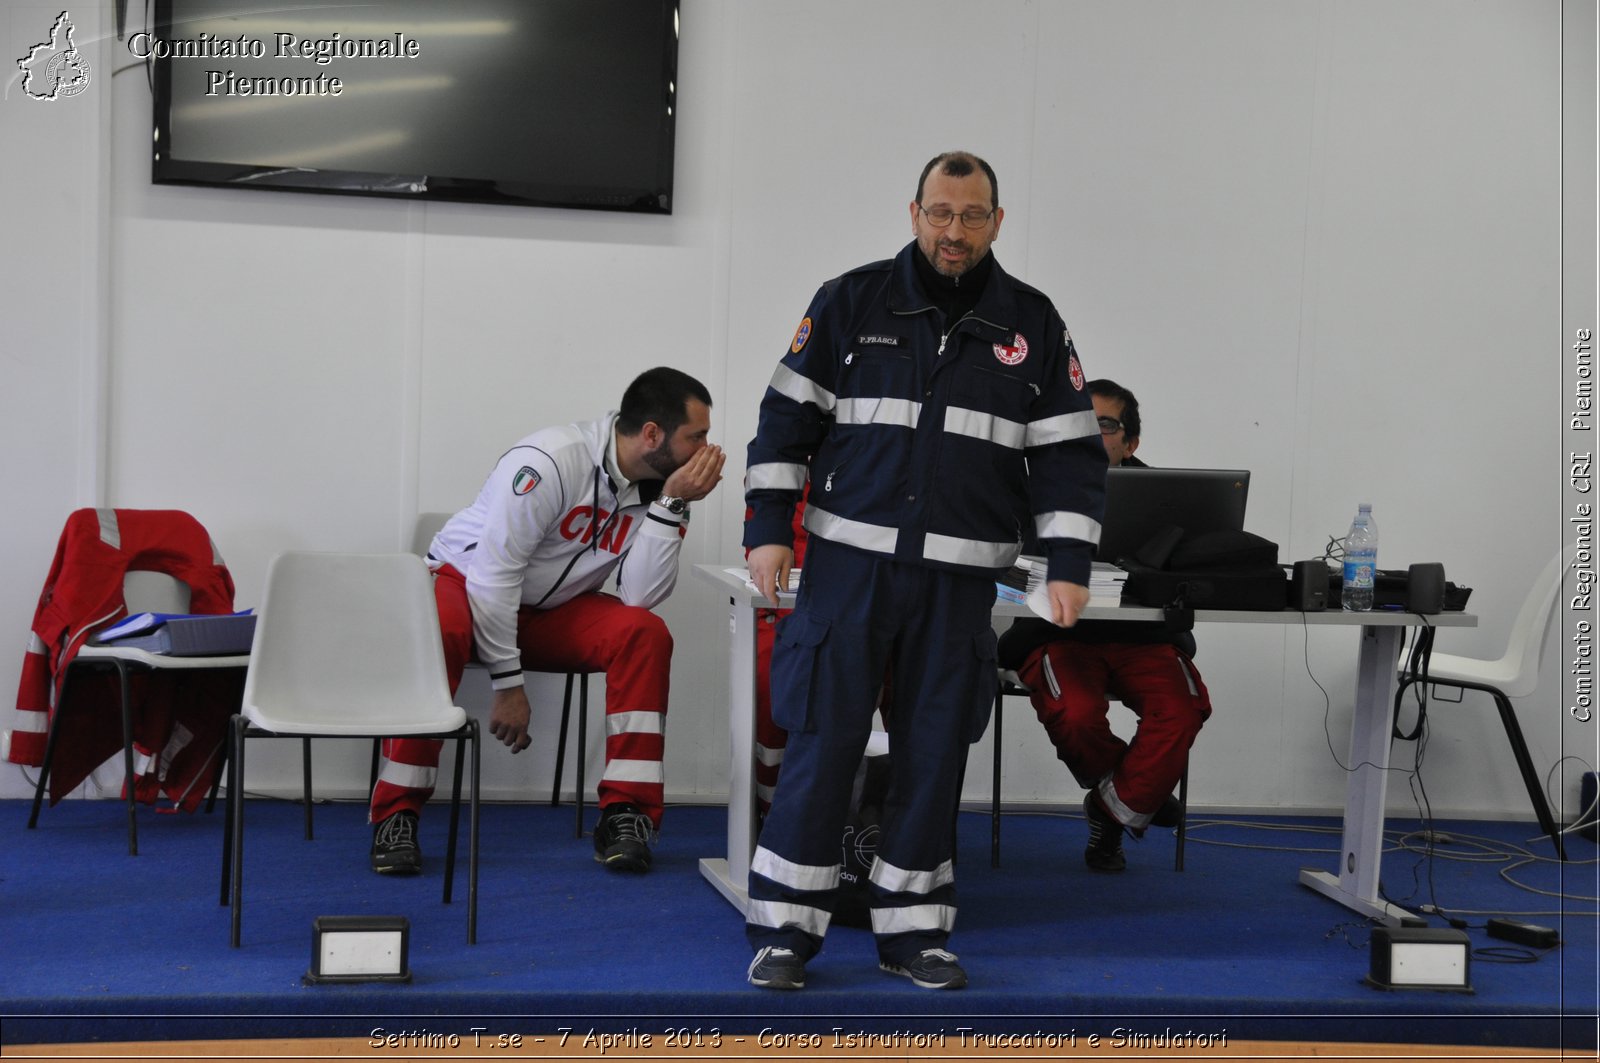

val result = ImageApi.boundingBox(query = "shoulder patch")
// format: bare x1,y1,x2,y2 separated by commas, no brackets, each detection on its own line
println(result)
512,466,541,495
1067,352,1085,391
791,317,813,354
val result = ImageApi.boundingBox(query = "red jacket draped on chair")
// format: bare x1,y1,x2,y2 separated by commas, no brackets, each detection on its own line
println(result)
11,508,243,808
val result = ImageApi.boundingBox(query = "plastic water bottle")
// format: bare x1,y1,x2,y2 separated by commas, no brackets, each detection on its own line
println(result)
1341,503,1379,611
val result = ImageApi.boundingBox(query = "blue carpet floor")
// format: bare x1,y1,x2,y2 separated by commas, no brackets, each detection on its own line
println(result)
1,797,1594,1050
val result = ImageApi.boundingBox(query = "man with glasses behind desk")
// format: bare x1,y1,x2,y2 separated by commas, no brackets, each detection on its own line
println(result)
999,378,1213,874
742,150,1107,991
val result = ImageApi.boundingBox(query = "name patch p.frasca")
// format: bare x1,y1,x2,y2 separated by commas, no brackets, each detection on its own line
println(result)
994,332,1029,366
512,467,541,495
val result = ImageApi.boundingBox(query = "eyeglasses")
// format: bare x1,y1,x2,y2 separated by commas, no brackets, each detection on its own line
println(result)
918,205,996,230
1096,416,1124,435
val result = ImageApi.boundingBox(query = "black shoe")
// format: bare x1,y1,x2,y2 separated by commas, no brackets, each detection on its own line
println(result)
371,810,421,875
593,804,655,873
1083,793,1127,873
878,948,967,990
1150,792,1184,829
748,946,806,989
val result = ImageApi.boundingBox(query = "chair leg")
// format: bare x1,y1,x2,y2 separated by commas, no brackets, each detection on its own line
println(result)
228,717,248,947
991,684,1004,869
301,738,314,840
443,730,465,905
575,673,589,839
1489,691,1568,860
113,659,138,856
468,718,481,945
1174,763,1189,872
553,673,574,807
27,678,68,830
204,737,228,814
220,719,237,906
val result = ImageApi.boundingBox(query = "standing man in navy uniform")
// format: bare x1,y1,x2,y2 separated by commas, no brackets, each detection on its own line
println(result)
742,151,1108,990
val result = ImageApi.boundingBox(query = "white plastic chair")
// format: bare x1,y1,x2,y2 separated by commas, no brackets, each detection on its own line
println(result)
1396,548,1572,859
221,551,480,946
413,512,595,837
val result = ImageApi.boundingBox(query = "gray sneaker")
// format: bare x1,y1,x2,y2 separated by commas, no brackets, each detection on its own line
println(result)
748,946,806,990
878,947,967,989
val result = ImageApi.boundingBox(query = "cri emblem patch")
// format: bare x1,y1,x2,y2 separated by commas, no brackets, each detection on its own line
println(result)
994,332,1028,366
1068,352,1085,390
512,466,541,495
791,317,813,354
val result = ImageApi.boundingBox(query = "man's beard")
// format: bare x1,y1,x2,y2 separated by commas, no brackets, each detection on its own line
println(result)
642,436,681,480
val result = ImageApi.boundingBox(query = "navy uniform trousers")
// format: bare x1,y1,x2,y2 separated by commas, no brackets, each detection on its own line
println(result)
745,537,998,965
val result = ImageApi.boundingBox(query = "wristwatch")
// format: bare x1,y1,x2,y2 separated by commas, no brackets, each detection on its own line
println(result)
655,494,689,515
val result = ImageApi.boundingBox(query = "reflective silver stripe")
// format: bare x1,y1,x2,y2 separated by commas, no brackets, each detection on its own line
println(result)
870,903,956,935
606,710,664,737
924,533,1018,569
27,633,46,654
601,758,664,784
769,364,836,413
804,505,898,554
1042,652,1062,701
752,845,840,892
756,781,777,803
869,857,954,896
1098,778,1150,830
754,742,784,768
1026,408,1100,448
944,406,1026,450
747,462,808,491
132,749,154,777
96,508,120,549
1176,656,1200,697
836,396,921,430
378,760,436,790
1034,511,1103,544
746,898,832,937
13,710,46,734
208,536,225,566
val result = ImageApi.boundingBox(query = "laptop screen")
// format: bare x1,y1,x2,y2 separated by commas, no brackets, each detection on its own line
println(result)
1095,467,1251,564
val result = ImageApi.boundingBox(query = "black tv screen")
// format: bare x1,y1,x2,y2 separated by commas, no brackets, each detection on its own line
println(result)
147,0,679,212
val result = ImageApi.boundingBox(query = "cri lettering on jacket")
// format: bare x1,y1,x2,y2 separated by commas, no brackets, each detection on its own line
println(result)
558,506,633,553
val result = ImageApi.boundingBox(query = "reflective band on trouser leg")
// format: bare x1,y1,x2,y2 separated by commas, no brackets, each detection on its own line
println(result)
369,737,442,823
746,844,838,958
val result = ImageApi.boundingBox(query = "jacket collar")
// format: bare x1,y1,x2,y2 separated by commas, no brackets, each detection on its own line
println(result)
887,240,1020,328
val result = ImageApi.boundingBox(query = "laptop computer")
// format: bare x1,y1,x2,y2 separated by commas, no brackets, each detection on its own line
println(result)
1096,467,1251,565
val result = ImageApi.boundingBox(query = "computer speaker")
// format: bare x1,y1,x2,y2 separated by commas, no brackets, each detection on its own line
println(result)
1406,562,1446,614
1290,560,1327,611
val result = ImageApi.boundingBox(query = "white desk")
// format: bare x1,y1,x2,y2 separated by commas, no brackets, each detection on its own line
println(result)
693,563,1476,928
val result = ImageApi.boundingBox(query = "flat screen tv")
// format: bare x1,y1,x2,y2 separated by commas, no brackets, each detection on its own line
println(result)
146,0,679,212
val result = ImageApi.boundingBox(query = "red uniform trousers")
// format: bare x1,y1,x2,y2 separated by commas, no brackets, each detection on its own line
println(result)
370,564,672,826
1016,640,1211,832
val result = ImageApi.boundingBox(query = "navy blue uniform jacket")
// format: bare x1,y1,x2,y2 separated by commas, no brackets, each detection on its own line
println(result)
745,242,1108,586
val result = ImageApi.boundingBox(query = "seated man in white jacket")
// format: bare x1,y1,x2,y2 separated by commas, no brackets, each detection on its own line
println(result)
370,367,725,875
